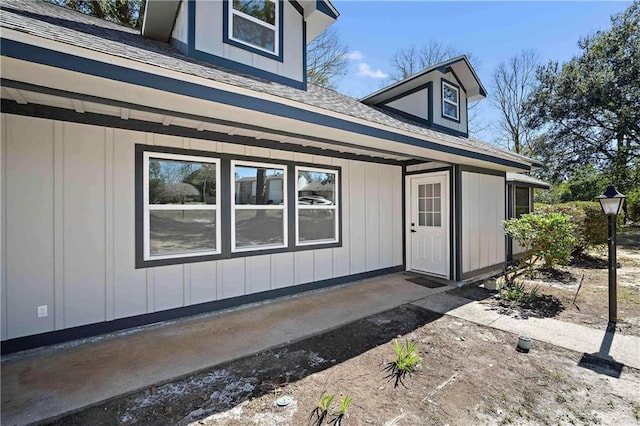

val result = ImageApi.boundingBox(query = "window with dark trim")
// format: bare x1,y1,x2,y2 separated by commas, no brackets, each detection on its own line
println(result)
442,81,459,121
514,186,531,218
229,0,279,55
143,152,221,261
296,166,339,245
136,146,342,268
231,160,287,252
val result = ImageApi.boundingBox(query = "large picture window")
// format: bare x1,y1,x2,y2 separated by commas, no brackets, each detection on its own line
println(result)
296,167,339,245
232,161,287,252
143,152,220,261
442,81,460,121
229,0,279,55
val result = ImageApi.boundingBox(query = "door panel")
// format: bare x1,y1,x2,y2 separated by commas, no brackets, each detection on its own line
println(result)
410,174,449,277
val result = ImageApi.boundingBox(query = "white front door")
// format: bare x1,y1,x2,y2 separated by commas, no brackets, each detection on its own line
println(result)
409,173,449,277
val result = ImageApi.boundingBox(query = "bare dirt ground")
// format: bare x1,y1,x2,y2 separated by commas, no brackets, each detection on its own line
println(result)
482,225,640,336
45,227,640,426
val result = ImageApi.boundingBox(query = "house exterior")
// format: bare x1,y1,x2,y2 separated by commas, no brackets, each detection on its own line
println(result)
0,0,542,353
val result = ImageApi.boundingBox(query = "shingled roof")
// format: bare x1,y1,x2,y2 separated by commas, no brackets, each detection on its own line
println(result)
0,0,537,168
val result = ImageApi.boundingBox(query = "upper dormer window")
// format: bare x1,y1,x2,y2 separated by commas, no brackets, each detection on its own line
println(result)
442,81,460,121
229,0,279,55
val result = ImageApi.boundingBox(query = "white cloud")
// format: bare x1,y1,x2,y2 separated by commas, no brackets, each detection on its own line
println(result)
356,63,389,79
345,50,364,61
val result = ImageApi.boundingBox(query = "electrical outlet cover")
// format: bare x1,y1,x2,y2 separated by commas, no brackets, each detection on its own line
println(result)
37,305,48,318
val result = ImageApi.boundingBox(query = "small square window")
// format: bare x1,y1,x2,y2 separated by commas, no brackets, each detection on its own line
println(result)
442,81,459,121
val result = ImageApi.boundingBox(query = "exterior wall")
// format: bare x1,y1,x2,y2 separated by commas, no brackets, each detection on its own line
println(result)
194,1,304,84
0,114,403,341
461,171,506,275
171,0,188,46
386,88,429,121
432,71,468,135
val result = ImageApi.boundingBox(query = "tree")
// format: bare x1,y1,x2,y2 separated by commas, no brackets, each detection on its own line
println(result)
49,0,145,29
388,41,485,135
306,26,349,89
489,49,539,154
526,2,640,194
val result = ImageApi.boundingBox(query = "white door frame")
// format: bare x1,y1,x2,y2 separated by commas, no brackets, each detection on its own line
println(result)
405,171,451,279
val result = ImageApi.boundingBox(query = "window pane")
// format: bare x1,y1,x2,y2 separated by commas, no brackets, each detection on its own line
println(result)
150,210,216,255
433,213,442,227
235,209,284,248
419,184,426,197
426,198,433,213
433,183,441,197
425,184,433,197
298,171,336,205
426,213,434,227
433,198,441,213
233,0,275,25
515,187,530,208
149,159,216,205
419,212,426,226
443,85,457,102
443,102,458,119
235,165,284,205
299,209,336,242
232,15,275,52
418,198,426,213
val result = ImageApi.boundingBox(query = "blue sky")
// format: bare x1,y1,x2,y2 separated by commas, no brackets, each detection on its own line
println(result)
330,1,632,144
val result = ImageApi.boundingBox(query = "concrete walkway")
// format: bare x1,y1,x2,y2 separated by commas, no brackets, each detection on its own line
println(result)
2,274,639,425
0,273,452,426
412,292,640,370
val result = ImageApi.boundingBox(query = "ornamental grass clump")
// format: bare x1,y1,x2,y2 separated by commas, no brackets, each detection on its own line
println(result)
384,339,422,388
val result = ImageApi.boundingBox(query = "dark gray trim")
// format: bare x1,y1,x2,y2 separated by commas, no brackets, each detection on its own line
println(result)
404,166,451,176
506,184,513,261
444,67,467,95
135,144,343,268
401,164,407,268
454,165,462,281
1,100,405,166
0,39,532,170
441,78,461,124
170,37,188,55
0,265,402,355
302,19,307,88
505,180,550,190
379,81,431,106
449,168,455,280
316,0,339,19
429,122,467,138
458,165,506,177
290,0,304,15
222,0,285,63
461,262,506,281
427,81,434,126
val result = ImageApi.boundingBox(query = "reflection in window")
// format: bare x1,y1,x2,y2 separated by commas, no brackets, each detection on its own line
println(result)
296,167,339,245
229,0,278,54
232,162,287,251
442,81,459,120
144,153,220,260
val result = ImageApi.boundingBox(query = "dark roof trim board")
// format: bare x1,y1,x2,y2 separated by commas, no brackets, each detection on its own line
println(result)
317,0,339,19
1,38,532,170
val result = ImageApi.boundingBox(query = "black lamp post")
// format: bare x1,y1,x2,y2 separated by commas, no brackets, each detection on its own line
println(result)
596,185,626,326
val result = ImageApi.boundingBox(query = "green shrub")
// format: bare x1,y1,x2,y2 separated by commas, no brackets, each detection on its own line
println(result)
504,212,578,273
626,186,640,223
535,201,612,252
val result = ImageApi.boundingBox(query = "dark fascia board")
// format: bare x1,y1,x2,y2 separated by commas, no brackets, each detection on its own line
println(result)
459,165,506,177
506,181,550,190
361,55,484,105
290,0,304,15
0,39,533,170
317,0,339,19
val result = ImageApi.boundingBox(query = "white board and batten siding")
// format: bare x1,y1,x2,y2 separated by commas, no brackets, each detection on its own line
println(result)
0,114,403,341
461,171,506,275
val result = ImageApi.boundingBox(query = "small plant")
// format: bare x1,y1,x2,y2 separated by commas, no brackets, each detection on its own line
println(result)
309,391,334,426
329,394,353,426
499,281,540,305
384,339,421,388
